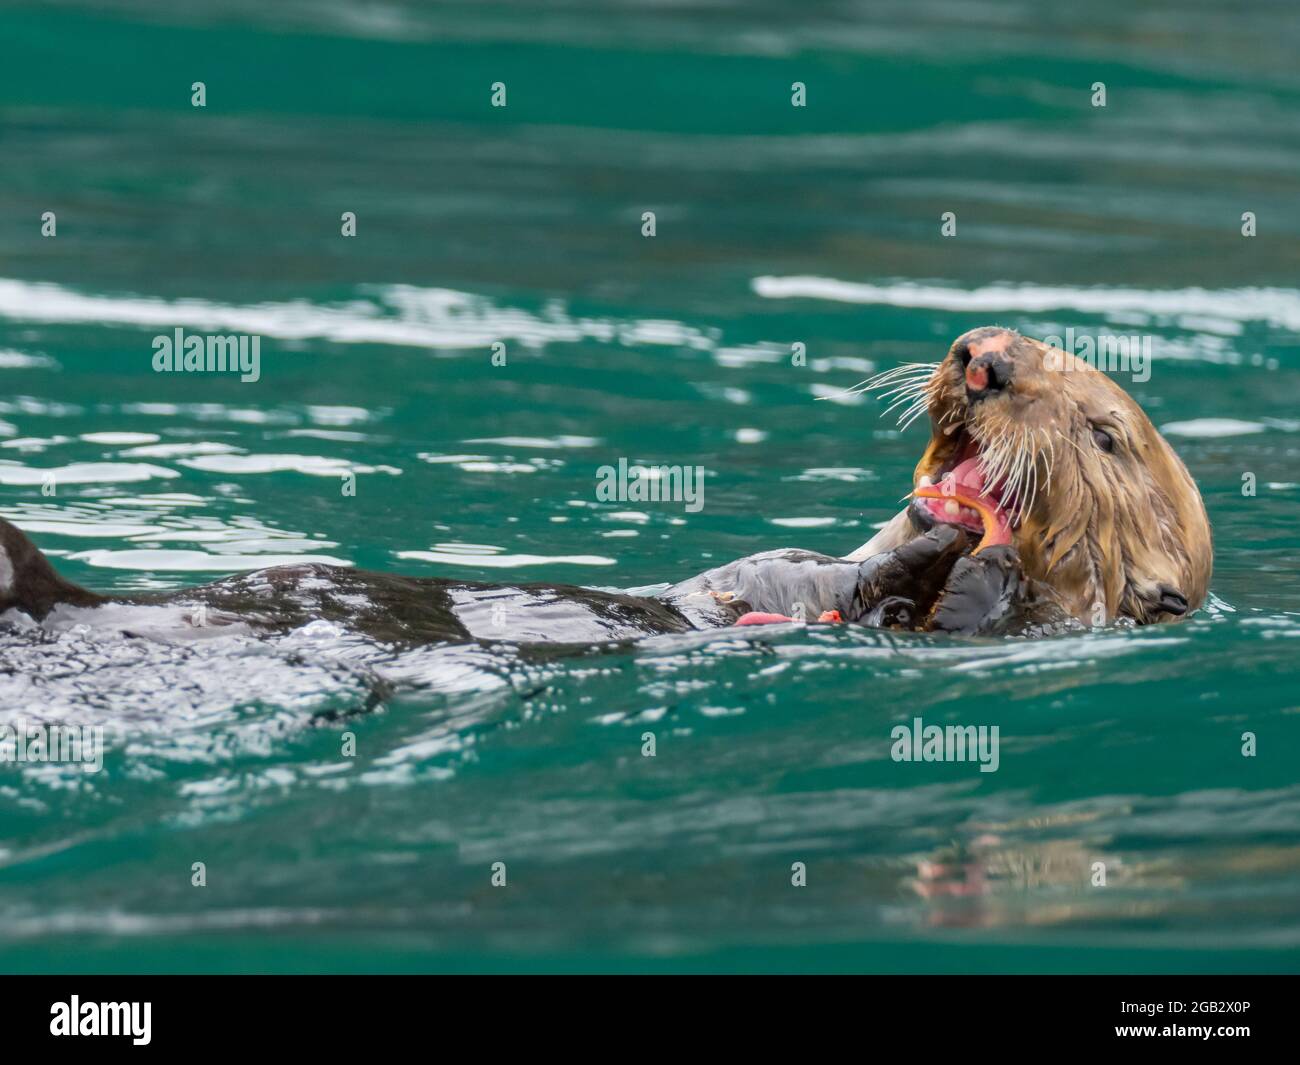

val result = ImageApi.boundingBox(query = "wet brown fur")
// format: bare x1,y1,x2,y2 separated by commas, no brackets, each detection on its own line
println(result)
860,327,1212,625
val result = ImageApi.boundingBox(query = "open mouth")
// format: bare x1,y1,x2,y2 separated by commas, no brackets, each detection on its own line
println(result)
911,430,1016,553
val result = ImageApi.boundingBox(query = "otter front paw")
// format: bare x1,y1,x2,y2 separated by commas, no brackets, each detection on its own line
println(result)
853,525,973,624
925,545,1025,636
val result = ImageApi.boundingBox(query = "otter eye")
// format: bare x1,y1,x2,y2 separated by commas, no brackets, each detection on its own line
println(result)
1092,427,1115,453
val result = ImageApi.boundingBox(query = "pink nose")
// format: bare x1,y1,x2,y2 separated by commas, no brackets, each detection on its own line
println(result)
963,348,1013,396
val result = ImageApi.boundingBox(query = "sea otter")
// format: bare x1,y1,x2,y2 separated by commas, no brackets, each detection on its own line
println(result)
0,327,1210,644
841,326,1212,627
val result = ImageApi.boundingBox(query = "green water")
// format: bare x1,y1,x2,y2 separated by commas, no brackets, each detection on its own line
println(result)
1,1,1298,973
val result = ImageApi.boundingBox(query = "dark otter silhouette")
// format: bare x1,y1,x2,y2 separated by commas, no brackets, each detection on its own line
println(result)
0,517,1073,646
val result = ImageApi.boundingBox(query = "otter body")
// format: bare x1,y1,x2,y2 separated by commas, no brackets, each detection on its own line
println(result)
0,327,1210,646
0,518,1071,646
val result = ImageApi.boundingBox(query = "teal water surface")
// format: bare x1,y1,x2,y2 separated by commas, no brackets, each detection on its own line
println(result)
1,0,1299,973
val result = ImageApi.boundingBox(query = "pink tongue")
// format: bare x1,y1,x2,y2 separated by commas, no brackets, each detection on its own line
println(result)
948,456,989,497
939,456,1014,547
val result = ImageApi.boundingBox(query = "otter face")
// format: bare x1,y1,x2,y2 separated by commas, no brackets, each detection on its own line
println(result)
868,327,1212,625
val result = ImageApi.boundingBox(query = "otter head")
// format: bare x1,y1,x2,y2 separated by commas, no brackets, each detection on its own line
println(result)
862,327,1211,625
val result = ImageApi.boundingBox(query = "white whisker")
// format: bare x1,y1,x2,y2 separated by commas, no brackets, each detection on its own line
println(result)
881,385,930,416
820,362,940,406
897,399,932,431
877,380,930,403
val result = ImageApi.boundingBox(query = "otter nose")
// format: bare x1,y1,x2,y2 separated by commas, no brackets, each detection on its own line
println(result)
964,352,1012,397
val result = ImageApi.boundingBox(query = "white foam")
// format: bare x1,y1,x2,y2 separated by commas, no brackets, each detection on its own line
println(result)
396,549,616,568
69,549,351,571
1161,418,1268,438
0,277,716,353
0,348,57,369
753,276,1300,330
178,454,401,476
0,462,177,485
80,432,160,445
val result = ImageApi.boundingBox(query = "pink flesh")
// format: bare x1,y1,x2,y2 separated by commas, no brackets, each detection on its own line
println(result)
734,611,795,626
917,450,1014,548
732,611,843,627
949,454,992,497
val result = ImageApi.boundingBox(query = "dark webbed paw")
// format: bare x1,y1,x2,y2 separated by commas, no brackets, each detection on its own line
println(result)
853,526,972,625
925,545,1025,635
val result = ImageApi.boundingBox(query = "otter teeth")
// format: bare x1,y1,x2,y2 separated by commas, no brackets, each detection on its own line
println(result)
944,500,960,516
919,475,933,487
